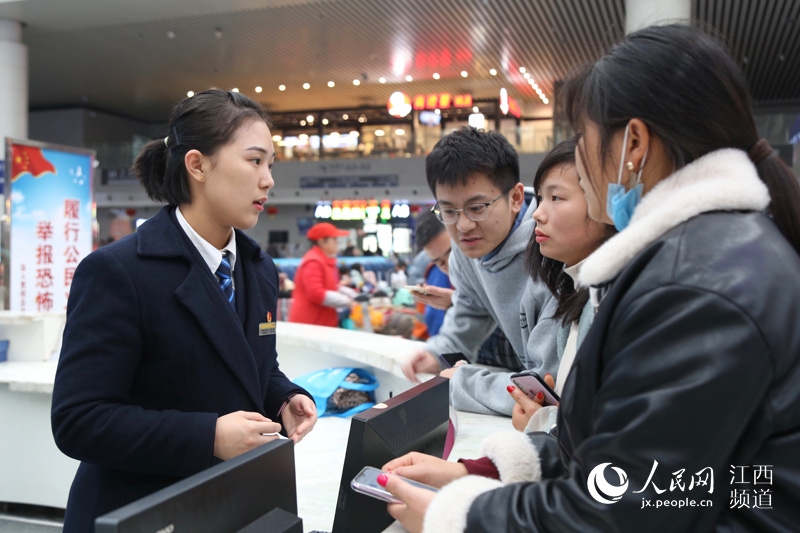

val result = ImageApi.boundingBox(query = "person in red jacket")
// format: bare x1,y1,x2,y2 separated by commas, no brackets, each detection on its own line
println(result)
288,222,356,327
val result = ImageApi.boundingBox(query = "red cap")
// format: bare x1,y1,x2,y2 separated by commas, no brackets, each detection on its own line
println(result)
306,222,349,240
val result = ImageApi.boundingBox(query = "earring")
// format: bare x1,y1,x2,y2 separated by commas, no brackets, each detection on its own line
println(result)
626,161,637,188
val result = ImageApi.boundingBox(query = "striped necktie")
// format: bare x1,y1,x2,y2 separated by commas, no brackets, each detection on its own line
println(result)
216,251,235,308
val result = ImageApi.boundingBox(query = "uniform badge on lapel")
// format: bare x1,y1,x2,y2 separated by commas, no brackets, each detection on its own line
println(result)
259,311,277,336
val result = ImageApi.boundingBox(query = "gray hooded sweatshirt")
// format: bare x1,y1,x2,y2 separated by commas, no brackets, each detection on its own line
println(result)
425,201,560,415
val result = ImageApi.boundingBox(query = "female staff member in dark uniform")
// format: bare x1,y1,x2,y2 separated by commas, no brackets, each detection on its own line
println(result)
51,89,317,532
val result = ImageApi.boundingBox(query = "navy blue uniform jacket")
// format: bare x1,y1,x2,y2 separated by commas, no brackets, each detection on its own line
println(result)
51,207,311,532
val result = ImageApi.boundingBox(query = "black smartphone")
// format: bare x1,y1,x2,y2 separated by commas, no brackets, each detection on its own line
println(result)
510,371,560,406
440,352,469,368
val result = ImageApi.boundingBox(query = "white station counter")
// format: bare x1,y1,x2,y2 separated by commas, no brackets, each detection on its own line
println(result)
0,319,511,532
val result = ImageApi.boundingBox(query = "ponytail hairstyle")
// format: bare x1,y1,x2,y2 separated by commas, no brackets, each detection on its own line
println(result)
564,23,800,256
133,89,271,205
525,137,613,325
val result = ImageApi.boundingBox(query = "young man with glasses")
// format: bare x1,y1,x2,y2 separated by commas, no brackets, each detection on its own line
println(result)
413,209,524,372
402,127,559,415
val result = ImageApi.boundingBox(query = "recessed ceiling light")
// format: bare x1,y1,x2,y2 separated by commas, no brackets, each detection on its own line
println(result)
272,135,282,142
433,73,440,79
524,72,531,79
303,83,310,90
543,98,550,104
472,106,479,113
519,67,526,73
255,86,263,93
379,77,387,83
353,79,361,86
300,120,307,126
307,115,314,122
342,114,349,120
327,81,335,87
405,75,413,82
375,129,385,136
489,68,497,76
279,85,286,91
395,128,406,135
434,109,441,115
461,71,468,77
322,118,329,125
187,91,194,97
231,88,239,93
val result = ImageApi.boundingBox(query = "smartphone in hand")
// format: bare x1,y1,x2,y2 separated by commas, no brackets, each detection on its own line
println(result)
404,285,430,295
439,352,469,368
350,466,438,504
510,371,560,406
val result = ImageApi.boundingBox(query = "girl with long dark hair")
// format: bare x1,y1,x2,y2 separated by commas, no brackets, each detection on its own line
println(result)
507,137,614,432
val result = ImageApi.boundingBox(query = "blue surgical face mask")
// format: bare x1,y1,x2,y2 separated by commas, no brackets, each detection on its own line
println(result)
606,123,648,231
606,182,643,231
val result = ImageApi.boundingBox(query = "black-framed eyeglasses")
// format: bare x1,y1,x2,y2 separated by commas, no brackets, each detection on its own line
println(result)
432,187,513,224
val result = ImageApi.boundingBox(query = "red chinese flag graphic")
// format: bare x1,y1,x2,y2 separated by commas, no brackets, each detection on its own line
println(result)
11,145,56,182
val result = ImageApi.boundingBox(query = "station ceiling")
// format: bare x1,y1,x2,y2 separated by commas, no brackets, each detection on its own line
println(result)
1,0,798,123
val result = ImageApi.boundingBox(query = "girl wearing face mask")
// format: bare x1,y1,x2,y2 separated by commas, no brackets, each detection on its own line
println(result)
377,25,800,533
506,137,614,433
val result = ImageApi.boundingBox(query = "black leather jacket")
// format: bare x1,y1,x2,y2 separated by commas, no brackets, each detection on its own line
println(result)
466,212,800,532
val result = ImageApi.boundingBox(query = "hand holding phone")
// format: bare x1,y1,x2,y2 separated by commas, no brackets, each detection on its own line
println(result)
439,352,469,368
510,371,560,406
404,285,431,295
351,466,438,504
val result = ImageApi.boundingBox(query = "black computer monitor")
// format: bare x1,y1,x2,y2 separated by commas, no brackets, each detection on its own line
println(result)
268,230,289,244
331,376,450,533
95,439,301,533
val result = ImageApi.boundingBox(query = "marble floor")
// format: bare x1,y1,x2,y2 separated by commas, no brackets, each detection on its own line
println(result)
0,506,63,533
0,516,62,533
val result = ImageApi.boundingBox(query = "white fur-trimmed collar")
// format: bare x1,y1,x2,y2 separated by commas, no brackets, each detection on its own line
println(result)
579,149,770,287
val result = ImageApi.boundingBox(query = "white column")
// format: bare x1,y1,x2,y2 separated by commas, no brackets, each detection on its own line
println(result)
0,18,28,150
625,0,692,34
